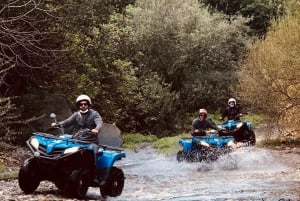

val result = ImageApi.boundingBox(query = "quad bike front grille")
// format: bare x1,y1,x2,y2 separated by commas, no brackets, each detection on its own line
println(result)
37,144,65,158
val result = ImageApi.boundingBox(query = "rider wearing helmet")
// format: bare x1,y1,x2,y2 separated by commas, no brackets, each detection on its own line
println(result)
220,98,243,121
51,94,103,144
192,108,220,136
51,94,103,184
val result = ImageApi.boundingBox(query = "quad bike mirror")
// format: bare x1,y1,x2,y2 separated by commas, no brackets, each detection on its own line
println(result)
49,113,64,134
50,113,57,123
50,113,56,119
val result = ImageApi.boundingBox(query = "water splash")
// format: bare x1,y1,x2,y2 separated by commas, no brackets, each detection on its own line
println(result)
92,145,299,201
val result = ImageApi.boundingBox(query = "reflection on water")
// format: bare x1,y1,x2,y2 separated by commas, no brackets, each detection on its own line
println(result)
88,146,300,201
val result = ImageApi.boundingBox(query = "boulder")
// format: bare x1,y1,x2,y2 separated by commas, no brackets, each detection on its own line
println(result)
98,123,123,147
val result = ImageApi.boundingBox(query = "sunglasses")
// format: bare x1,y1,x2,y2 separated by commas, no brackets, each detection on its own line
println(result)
79,102,88,106
199,114,206,117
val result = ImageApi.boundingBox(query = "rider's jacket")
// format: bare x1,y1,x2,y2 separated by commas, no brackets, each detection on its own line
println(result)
191,117,219,136
58,109,103,144
221,106,242,121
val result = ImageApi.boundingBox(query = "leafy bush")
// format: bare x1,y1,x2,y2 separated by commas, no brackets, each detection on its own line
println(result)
122,0,249,134
201,0,284,36
152,133,190,154
122,132,190,154
237,1,300,138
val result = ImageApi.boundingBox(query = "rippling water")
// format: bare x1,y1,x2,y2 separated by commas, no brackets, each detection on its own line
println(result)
87,146,300,201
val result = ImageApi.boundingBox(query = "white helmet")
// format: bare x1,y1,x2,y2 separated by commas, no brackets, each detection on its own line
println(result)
76,94,92,105
228,98,236,107
199,108,207,115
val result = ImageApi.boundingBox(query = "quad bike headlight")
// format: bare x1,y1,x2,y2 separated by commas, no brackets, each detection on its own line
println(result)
227,140,235,147
30,138,39,150
198,141,210,147
236,122,243,129
64,147,80,154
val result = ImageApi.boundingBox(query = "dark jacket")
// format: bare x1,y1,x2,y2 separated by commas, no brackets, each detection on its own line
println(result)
221,106,242,121
58,109,103,143
191,117,219,136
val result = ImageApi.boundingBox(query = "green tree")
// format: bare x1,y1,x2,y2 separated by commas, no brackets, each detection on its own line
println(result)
82,0,249,135
0,0,253,139
236,0,300,137
51,0,140,129
200,0,284,36
0,0,135,143
125,0,248,115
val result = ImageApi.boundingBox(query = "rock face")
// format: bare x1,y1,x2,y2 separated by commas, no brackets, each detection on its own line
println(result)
98,123,123,147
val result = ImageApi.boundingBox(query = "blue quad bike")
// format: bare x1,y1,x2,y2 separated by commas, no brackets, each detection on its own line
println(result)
218,119,256,146
177,132,235,162
18,114,126,199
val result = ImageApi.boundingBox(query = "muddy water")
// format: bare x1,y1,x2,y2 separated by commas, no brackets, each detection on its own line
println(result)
87,145,300,201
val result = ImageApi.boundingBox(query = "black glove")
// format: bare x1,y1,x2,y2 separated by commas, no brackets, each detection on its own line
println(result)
192,130,206,136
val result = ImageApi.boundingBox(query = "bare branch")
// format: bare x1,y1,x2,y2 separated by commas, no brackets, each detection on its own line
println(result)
0,0,69,93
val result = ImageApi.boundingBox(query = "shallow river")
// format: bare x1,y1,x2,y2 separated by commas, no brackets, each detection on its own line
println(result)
85,145,300,201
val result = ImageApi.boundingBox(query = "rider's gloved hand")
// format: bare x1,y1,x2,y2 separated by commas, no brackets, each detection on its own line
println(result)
51,123,60,127
91,129,99,135
192,129,206,136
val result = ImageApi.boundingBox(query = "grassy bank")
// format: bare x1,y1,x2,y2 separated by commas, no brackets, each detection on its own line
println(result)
122,114,272,154
122,132,190,154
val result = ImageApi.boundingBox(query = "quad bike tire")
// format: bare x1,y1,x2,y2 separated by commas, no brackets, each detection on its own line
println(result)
177,150,200,163
241,129,256,146
189,150,202,162
65,168,91,198
18,159,40,194
248,130,256,146
100,167,124,197
54,180,65,191
176,151,185,162
200,147,219,162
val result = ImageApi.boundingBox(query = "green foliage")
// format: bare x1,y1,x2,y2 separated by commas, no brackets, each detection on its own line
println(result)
152,133,190,154
134,73,179,135
122,133,158,150
51,1,141,128
237,0,300,137
55,0,247,135
1,0,287,143
200,0,284,36
125,0,249,121
122,132,190,154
